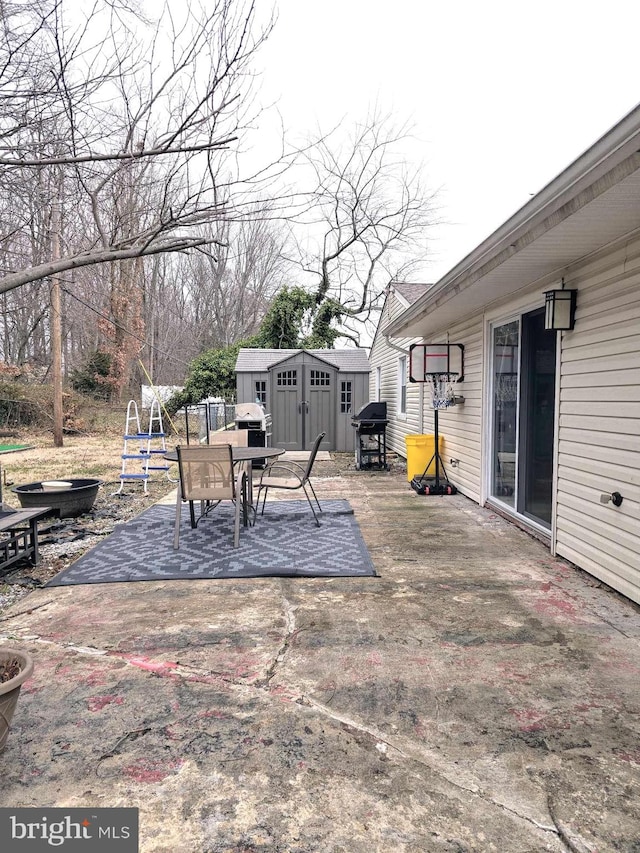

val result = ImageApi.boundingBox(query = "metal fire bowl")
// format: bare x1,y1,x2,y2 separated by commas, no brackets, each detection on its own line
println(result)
12,478,103,518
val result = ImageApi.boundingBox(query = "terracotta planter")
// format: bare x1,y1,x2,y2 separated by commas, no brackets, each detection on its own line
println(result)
0,648,34,751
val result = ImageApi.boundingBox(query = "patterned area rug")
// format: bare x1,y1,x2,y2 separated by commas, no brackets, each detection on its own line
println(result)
46,500,376,585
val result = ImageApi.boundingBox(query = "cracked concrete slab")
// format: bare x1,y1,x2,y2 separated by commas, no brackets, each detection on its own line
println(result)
1,463,639,852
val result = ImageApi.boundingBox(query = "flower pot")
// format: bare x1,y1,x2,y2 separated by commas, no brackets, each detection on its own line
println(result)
0,648,34,752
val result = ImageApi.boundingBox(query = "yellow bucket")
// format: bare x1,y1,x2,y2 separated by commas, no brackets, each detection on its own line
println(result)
404,434,443,481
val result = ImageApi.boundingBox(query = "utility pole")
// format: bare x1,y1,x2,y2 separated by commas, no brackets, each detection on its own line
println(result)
51,202,63,447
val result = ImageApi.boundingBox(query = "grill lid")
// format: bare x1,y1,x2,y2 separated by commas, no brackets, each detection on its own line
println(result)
351,401,387,423
235,402,270,429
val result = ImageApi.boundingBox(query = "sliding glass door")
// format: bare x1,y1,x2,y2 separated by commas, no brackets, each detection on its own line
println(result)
492,320,519,507
490,309,556,528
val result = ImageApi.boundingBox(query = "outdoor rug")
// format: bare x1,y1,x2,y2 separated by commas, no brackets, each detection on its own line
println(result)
46,499,377,585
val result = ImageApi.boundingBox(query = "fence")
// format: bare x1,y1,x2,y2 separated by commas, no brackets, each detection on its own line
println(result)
182,401,236,444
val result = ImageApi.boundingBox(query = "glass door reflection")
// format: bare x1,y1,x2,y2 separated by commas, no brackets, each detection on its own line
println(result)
492,320,519,507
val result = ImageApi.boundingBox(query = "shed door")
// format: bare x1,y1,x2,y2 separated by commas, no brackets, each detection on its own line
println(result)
272,368,301,451
272,364,334,450
306,367,332,450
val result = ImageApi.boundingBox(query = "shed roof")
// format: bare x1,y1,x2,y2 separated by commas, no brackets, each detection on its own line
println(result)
235,348,370,373
385,102,640,339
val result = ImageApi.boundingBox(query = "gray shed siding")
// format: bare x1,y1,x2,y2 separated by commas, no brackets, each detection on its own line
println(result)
235,349,370,452
237,372,269,409
336,371,369,453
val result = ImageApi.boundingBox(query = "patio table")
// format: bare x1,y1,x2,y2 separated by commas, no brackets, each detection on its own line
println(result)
164,446,285,520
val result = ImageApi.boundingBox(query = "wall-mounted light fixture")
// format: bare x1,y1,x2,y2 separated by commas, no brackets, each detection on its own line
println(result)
544,277,577,331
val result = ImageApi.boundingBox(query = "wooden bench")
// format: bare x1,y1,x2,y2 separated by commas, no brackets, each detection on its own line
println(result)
0,507,51,572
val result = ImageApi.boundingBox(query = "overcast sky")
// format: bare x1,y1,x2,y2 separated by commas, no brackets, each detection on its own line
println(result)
256,0,640,283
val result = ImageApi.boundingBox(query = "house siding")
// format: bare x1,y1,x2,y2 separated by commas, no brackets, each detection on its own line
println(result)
418,316,484,502
369,291,422,456
555,238,640,604
373,109,640,606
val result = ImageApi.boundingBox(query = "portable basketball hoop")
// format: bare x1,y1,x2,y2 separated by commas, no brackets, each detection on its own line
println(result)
408,344,464,496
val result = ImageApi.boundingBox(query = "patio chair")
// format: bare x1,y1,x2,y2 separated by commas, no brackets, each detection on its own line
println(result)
174,444,246,549
208,429,248,447
208,429,250,475
208,428,255,511
256,431,325,526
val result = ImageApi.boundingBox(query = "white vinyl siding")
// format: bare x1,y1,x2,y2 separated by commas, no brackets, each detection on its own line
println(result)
420,316,484,502
369,290,422,455
555,238,640,604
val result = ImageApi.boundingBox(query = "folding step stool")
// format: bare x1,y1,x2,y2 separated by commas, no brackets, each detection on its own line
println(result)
145,398,171,479
114,400,151,494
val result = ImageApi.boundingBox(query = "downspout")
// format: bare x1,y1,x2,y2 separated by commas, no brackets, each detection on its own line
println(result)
382,335,409,356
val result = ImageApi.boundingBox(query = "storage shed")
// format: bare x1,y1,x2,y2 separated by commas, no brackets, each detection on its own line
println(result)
235,348,370,452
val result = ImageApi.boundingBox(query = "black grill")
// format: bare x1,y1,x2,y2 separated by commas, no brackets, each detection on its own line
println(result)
351,402,388,470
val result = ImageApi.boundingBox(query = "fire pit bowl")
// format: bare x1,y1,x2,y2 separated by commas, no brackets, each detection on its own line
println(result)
12,478,102,518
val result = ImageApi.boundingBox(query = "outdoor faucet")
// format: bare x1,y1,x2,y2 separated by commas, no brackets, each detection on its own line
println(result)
600,491,623,507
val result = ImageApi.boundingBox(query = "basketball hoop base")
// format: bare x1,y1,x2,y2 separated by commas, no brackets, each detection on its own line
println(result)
410,476,458,496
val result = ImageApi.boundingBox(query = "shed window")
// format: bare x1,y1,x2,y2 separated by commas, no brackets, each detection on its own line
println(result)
254,381,266,405
340,381,352,413
276,370,297,387
310,370,330,387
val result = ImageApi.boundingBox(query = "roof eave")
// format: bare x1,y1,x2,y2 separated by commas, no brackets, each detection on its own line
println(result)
386,102,640,338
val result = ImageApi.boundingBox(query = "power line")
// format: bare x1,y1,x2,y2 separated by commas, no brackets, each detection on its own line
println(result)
60,284,191,370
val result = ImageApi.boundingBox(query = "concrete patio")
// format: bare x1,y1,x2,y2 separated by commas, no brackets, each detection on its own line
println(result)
1,458,639,852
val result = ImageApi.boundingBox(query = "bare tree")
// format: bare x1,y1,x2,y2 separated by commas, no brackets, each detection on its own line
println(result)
183,214,291,349
0,0,275,295
293,110,437,345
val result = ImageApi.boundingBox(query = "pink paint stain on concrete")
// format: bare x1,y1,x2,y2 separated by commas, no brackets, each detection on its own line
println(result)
87,695,124,712
497,667,531,684
613,748,640,765
574,701,605,713
510,707,571,732
83,671,110,687
268,684,299,702
121,758,184,784
533,591,586,621
184,673,233,688
197,709,230,720
509,708,545,732
121,655,179,678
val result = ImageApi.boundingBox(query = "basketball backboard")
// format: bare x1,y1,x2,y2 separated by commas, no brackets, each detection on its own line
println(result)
409,343,464,383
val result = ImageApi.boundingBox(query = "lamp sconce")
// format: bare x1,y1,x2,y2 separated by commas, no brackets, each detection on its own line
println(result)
544,278,577,331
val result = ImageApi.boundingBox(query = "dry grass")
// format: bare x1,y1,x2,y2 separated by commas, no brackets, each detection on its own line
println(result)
0,411,189,507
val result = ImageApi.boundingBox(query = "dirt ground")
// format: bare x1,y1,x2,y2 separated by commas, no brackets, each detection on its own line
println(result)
0,429,177,611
